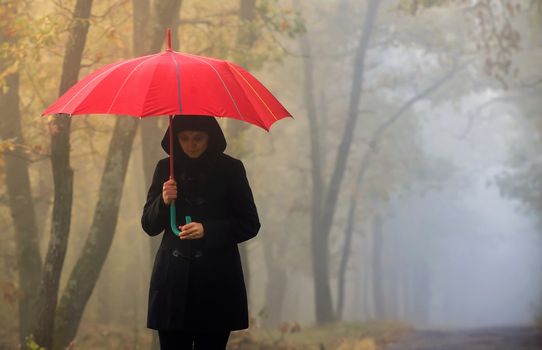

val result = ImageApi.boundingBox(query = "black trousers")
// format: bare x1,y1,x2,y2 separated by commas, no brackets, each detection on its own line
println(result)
158,330,230,350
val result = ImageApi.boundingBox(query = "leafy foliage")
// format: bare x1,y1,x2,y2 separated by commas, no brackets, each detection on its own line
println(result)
233,321,412,350
178,0,304,69
0,1,64,90
24,336,46,350
396,0,528,88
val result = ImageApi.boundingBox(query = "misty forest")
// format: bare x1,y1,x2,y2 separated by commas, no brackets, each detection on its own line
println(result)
1,0,541,349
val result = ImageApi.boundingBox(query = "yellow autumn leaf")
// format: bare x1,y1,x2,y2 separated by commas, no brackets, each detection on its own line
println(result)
335,337,376,350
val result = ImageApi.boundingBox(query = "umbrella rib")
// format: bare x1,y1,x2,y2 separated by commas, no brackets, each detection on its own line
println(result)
227,63,279,124
106,54,162,114
167,51,183,114
183,53,245,121
58,55,152,113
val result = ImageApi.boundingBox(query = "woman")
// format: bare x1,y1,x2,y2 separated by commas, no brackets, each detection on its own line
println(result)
141,115,260,349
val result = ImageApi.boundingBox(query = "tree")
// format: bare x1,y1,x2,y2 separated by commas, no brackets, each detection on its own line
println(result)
0,1,42,344
53,118,139,349
399,0,528,88
32,0,93,348
491,1,542,211
230,0,258,303
336,62,458,317
298,0,380,323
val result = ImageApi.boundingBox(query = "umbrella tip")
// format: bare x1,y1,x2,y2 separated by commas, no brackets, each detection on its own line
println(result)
166,28,172,51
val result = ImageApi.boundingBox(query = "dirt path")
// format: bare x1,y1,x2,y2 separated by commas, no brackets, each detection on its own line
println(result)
384,327,542,350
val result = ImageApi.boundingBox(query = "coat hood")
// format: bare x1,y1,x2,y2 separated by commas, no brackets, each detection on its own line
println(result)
161,115,227,156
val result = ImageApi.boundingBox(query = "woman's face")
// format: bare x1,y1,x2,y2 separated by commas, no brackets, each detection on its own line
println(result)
177,131,209,159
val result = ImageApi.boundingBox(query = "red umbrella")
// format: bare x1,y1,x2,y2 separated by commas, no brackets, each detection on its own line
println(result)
43,29,291,235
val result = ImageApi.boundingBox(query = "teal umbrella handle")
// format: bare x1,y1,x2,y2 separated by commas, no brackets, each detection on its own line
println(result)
169,201,191,236
170,202,181,236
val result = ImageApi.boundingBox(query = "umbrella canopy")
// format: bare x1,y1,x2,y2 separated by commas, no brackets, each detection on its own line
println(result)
42,30,290,236
42,41,290,131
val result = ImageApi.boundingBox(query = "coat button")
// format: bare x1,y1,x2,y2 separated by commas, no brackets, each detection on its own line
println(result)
172,249,180,257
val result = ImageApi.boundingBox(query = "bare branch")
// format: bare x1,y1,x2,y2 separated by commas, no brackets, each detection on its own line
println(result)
178,19,213,26
89,0,125,20
354,57,460,195
458,77,542,139
52,0,75,18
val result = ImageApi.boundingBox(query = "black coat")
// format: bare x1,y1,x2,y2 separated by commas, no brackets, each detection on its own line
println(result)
141,144,260,331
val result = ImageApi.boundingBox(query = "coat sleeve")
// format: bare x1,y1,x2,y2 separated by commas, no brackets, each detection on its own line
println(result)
141,160,168,236
202,160,260,246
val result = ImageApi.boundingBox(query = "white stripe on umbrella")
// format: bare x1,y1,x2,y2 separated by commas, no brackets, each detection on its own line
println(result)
167,51,183,115
106,54,163,114
227,62,279,126
183,53,246,122
58,54,155,114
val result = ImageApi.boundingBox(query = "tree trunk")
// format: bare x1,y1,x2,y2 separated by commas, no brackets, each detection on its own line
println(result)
262,243,287,327
133,0,150,56
0,12,42,341
95,264,113,324
295,0,327,322
336,57,459,322
53,117,138,350
237,0,257,60
230,0,258,306
411,262,429,325
317,0,380,264
337,196,356,318
359,236,371,320
372,215,385,319
32,1,93,348
363,234,374,319
298,0,380,324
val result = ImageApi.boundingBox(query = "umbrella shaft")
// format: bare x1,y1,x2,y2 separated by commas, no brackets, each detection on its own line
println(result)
169,115,174,179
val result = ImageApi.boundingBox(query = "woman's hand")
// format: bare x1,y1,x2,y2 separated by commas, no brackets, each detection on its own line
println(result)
179,222,205,239
162,179,177,205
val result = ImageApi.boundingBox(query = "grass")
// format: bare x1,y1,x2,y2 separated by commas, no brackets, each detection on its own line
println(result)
227,320,413,349
2,320,413,349
535,312,542,333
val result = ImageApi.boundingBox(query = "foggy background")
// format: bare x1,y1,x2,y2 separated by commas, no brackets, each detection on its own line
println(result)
1,0,541,349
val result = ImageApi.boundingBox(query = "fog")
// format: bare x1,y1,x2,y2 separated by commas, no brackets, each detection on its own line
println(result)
381,175,542,328
378,88,542,328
